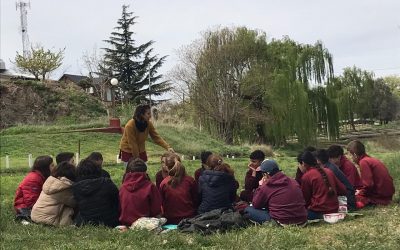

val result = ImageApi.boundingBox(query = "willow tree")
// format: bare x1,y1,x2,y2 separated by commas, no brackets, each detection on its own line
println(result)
172,28,338,146
263,38,337,145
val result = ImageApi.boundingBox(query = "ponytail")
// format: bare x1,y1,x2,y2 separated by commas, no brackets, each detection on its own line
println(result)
315,165,335,196
164,153,186,188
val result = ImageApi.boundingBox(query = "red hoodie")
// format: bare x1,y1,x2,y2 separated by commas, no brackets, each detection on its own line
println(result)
339,156,362,189
14,171,46,212
160,175,198,224
357,154,395,205
119,172,162,226
252,172,307,225
301,168,347,214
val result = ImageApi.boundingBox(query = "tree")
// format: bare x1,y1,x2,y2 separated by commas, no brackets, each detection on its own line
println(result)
102,5,170,104
14,45,64,81
372,78,399,123
172,27,337,145
333,67,374,130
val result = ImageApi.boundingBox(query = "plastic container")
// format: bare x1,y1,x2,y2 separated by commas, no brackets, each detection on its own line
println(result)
323,213,346,224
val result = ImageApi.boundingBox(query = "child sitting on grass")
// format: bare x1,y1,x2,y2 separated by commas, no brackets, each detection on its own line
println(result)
14,155,54,221
31,162,77,226
87,152,111,178
244,159,307,226
298,151,347,220
346,140,395,208
194,151,213,184
239,150,265,202
155,152,170,190
119,158,162,226
159,153,198,224
314,149,356,211
198,154,238,214
73,159,120,227
327,145,362,189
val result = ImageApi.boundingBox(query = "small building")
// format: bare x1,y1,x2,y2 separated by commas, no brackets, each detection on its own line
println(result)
58,73,113,102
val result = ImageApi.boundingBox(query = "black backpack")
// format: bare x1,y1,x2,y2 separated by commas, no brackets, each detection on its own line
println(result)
177,208,250,234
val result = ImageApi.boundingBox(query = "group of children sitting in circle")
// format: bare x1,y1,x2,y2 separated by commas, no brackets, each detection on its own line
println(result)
13,139,395,229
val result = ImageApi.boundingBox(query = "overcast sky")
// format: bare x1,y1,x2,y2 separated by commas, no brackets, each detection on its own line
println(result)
1,0,400,80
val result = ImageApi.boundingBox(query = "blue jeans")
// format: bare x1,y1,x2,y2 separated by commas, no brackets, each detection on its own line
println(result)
307,210,324,220
244,206,271,224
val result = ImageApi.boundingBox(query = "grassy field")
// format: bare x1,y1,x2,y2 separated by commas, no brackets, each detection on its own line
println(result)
1,123,399,249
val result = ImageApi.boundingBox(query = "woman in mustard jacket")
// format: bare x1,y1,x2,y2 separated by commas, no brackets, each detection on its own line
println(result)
119,104,174,163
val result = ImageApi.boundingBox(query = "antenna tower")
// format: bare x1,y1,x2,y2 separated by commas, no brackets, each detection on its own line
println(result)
16,1,31,57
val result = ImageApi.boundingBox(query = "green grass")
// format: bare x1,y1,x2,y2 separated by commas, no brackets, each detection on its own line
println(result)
1,124,400,249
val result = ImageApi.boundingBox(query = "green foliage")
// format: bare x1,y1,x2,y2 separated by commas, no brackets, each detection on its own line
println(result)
102,5,170,104
181,27,338,146
14,45,64,81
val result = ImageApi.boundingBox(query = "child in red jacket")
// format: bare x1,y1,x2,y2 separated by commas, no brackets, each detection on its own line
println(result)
239,150,265,202
347,140,395,208
298,151,346,220
119,158,162,226
155,152,170,190
194,151,213,184
327,145,362,189
160,153,198,224
14,155,54,220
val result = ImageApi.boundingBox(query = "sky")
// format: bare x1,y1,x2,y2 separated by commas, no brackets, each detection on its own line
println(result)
1,0,400,81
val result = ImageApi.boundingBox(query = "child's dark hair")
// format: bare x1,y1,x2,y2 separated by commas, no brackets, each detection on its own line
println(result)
301,151,335,196
303,146,317,153
165,153,186,188
133,104,151,121
347,140,366,156
250,150,265,161
87,152,103,162
200,151,213,164
126,158,147,173
53,162,76,182
327,145,344,158
32,155,53,178
315,149,329,164
56,152,74,165
76,159,101,180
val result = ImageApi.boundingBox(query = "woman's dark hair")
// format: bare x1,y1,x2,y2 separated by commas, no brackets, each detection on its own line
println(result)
327,145,344,158
53,162,76,182
301,151,335,196
76,159,102,180
165,153,186,188
32,155,53,178
200,151,213,164
250,150,265,161
87,152,103,162
133,104,151,121
347,140,366,156
126,158,147,173
315,149,329,164
56,152,74,165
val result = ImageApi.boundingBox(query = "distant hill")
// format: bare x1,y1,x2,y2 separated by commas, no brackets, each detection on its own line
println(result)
0,80,107,128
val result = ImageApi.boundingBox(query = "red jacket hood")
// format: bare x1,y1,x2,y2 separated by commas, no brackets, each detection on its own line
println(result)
122,172,151,192
266,172,289,187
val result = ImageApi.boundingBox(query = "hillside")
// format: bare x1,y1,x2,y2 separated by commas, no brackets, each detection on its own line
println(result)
0,80,107,128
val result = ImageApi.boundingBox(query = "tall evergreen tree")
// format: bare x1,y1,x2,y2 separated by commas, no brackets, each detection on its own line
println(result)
102,5,170,104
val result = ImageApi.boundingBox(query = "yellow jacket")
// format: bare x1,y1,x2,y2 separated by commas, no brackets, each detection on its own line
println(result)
119,119,170,157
